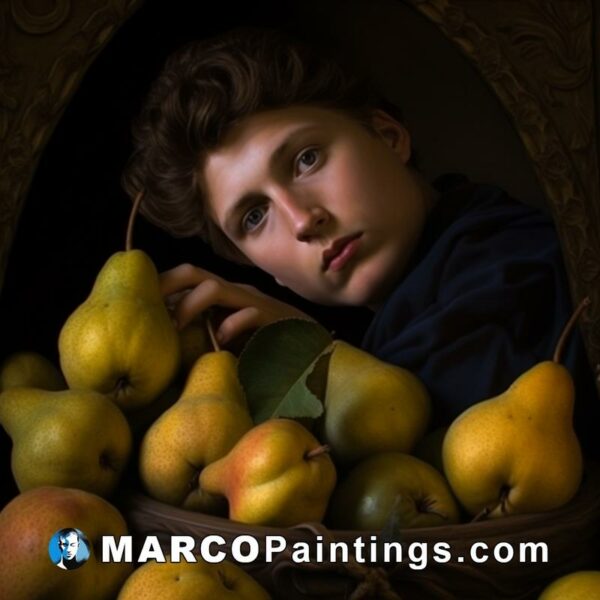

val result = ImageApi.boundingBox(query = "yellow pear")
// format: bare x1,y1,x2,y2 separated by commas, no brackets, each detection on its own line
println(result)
117,557,271,599
538,570,600,599
322,341,431,465
442,360,583,518
0,351,65,391
0,387,132,497
442,300,591,519
58,250,180,411
139,350,253,512
200,418,336,527
328,452,460,530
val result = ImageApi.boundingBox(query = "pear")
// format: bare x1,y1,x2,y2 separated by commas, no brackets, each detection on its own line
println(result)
442,299,590,519
139,350,253,512
442,361,583,518
117,557,271,600
58,250,180,411
0,351,65,391
0,387,132,497
0,486,132,600
322,341,431,465
200,418,337,527
538,570,600,599
328,452,460,530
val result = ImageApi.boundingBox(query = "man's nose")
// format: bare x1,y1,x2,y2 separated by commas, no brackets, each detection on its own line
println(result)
274,188,330,241
294,206,330,242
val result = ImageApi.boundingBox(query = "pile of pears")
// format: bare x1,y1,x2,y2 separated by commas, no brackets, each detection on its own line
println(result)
0,229,593,597
1,241,589,528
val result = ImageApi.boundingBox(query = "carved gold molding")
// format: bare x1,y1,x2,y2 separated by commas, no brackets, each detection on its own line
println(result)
10,0,71,34
0,0,144,293
406,0,600,387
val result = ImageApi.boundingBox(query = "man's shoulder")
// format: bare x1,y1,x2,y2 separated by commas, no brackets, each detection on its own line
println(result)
431,173,548,229
406,174,554,279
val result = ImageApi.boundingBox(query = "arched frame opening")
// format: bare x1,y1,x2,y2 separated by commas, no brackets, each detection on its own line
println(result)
0,0,598,384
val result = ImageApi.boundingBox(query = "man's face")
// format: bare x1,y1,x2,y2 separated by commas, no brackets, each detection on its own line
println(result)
203,106,433,308
59,532,79,560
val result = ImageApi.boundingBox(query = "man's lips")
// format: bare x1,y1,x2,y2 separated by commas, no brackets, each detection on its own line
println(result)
322,233,363,272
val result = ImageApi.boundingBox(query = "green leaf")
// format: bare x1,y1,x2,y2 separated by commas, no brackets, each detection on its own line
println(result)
238,318,334,424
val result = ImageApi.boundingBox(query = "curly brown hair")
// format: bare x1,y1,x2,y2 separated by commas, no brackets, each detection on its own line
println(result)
122,27,397,263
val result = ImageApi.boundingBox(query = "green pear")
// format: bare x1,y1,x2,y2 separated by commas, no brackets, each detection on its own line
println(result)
200,418,337,527
538,570,600,599
0,351,65,391
139,350,253,513
58,250,180,411
117,557,271,600
328,452,460,530
0,387,132,497
321,341,431,465
0,486,132,600
442,361,583,518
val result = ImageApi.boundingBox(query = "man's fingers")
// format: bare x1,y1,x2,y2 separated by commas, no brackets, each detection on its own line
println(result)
164,290,190,310
159,263,311,343
172,278,256,330
159,263,223,297
172,279,222,330
216,306,262,345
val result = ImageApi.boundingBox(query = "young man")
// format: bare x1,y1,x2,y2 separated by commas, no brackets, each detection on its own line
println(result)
123,28,598,450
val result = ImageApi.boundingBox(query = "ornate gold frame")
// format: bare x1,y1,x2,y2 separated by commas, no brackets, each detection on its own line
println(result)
1,0,598,386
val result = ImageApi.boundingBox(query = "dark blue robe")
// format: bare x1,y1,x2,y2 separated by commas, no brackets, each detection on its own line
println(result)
361,174,599,455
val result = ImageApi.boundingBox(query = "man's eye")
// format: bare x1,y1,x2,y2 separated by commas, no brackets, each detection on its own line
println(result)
295,148,319,174
241,206,266,232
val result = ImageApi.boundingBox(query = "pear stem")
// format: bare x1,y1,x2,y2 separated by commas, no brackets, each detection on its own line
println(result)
553,296,591,364
125,190,144,252
206,314,221,353
305,444,331,460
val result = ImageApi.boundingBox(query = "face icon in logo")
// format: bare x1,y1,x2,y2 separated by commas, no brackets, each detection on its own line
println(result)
59,531,79,562
49,528,90,570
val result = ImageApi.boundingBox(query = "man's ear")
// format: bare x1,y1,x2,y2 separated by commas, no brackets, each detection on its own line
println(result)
370,109,412,164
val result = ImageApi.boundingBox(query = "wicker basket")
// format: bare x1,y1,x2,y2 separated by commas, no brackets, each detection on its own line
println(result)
121,461,600,600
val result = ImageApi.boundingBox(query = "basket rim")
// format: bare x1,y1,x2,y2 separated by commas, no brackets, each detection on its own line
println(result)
120,460,600,543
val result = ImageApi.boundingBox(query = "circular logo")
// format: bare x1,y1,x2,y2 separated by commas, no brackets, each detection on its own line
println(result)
48,528,90,570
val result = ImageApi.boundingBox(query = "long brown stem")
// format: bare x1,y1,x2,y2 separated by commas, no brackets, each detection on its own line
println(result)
553,296,591,363
126,190,144,251
206,313,220,353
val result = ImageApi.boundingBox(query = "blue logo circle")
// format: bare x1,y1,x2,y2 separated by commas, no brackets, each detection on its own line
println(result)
48,528,90,570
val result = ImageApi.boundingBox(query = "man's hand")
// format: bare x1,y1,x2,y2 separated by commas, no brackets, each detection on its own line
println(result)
160,263,314,345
